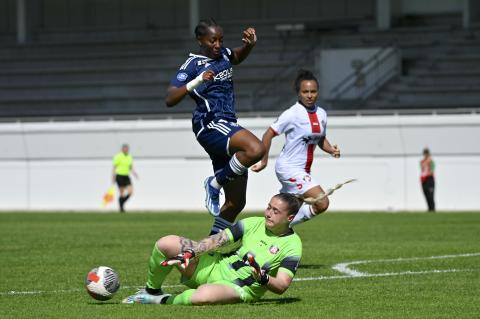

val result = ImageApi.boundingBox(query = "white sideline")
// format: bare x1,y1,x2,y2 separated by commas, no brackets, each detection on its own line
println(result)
1,252,479,296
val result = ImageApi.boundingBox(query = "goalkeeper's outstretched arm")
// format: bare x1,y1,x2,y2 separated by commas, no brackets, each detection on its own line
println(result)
179,230,232,257
160,230,233,269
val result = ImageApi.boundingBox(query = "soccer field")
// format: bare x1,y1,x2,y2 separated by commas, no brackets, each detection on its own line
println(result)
1,212,479,318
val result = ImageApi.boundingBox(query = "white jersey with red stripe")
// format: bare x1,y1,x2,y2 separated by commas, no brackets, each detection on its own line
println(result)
270,102,327,193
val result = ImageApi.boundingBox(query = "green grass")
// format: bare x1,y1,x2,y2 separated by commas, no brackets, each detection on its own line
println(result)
1,212,479,318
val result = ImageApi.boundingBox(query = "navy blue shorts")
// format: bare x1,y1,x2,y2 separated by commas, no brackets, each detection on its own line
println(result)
193,118,245,173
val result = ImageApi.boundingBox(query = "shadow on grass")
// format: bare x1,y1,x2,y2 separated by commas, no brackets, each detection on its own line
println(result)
298,264,327,269
88,301,118,305
250,297,301,305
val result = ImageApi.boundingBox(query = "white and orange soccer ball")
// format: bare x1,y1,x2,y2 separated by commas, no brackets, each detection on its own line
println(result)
84,266,120,301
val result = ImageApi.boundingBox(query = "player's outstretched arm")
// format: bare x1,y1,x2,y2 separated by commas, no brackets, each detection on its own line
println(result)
251,127,276,172
231,27,257,65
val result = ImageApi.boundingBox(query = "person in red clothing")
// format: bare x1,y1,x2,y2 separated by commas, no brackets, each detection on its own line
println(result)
420,148,435,212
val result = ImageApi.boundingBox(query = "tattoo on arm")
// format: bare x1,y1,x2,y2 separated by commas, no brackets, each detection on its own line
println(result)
179,231,231,256
179,237,197,252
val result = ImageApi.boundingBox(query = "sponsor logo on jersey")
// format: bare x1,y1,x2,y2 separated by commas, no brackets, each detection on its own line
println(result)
176,72,188,82
197,59,210,66
303,175,311,182
269,245,280,254
214,67,233,82
302,136,321,145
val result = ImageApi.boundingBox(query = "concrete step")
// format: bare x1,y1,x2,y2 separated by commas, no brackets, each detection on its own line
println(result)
377,90,480,103
409,68,480,76
401,76,480,86
366,98,480,109
0,59,289,74
0,93,288,118
0,86,163,101
387,81,480,91
0,69,168,84
0,98,191,118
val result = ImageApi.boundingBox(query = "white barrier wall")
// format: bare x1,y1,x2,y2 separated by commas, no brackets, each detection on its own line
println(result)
1,113,480,211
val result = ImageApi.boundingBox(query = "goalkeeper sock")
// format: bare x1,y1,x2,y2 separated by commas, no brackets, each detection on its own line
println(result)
146,244,173,291
166,289,195,305
290,203,316,227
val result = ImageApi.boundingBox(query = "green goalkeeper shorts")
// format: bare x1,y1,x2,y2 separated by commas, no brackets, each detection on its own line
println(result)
181,253,259,303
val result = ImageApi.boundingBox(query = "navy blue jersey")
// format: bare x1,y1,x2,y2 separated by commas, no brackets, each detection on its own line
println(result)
170,47,236,123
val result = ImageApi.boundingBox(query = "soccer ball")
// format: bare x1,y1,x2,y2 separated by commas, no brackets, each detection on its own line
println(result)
84,266,120,301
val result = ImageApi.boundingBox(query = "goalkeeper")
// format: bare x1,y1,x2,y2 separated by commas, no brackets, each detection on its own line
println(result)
123,193,302,305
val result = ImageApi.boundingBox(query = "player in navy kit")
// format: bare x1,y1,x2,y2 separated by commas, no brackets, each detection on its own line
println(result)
165,19,265,234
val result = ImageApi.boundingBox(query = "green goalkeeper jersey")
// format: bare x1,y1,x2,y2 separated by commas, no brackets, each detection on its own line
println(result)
219,217,302,300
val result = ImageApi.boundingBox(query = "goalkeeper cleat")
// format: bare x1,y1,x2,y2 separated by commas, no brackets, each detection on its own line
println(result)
132,287,163,296
204,176,221,217
122,292,171,304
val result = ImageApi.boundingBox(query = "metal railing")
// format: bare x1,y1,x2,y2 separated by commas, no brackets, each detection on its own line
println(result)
329,44,401,101
248,43,316,110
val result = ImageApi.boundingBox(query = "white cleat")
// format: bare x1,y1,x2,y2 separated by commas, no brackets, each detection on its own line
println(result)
122,293,171,304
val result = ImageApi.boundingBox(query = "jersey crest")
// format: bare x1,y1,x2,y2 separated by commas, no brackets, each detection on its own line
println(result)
269,245,280,254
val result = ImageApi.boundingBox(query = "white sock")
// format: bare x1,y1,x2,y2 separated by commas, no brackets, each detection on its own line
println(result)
290,203,316,226
229,154,247,175
210,177,221,190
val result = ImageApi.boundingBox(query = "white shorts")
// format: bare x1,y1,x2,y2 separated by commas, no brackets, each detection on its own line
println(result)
276,170,319,195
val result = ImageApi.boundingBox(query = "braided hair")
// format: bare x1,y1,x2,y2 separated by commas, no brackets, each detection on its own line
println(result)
194,18,220,39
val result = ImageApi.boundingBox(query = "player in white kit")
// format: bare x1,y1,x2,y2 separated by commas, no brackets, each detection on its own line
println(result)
252,70,341,226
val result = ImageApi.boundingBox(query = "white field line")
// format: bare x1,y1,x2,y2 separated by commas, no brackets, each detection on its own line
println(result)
332,252,480,277
293,268,475,282
0,284,184,296
1,252,479,296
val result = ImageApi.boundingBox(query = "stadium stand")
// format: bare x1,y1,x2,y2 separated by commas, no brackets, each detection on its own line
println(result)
1,7,479,119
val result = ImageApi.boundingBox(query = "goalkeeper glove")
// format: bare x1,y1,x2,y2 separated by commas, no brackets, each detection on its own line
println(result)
246,253,269,285
161,249,195,269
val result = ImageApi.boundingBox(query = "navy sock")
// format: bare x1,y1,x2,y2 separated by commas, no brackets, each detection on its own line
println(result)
215,154,247,186
209,216,233,235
